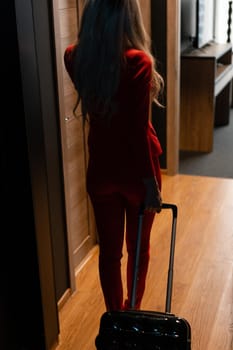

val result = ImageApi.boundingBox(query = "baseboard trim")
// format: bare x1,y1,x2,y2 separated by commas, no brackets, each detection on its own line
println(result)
57,288,72,311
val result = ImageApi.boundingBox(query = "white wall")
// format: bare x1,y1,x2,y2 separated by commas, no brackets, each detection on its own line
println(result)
214,0,230,43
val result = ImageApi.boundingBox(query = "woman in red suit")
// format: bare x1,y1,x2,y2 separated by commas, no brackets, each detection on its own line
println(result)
64,0,164,311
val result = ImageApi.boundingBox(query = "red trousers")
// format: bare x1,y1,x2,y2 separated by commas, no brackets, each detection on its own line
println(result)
88,182,157,311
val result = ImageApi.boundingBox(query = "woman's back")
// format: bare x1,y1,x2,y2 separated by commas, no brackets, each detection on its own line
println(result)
85,48,162,185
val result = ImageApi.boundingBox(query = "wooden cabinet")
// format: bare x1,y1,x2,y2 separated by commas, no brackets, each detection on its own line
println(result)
180,42,233,152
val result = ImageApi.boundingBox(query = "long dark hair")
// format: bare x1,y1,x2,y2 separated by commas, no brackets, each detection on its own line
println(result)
73,0,163,119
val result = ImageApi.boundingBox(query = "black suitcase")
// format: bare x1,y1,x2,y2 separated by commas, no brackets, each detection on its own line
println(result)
95,203,192,350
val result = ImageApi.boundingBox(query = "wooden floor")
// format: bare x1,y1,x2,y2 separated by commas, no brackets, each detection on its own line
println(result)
56,174,233,350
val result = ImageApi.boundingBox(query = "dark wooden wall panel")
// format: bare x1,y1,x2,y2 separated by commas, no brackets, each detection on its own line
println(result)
151,1,167,169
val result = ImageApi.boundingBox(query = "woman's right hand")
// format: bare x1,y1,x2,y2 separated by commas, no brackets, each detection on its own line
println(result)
143,177,162,213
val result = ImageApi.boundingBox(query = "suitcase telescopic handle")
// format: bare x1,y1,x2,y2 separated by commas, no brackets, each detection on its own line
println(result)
162,203,178,313
139,203,177,217
162,202,178,218
130,202,178,313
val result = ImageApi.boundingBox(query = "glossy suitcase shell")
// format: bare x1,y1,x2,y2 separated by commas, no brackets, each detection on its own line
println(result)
95,203,192,350
95,309,191,349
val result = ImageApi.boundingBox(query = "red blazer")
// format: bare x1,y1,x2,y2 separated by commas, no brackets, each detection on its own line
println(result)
64,45,162,189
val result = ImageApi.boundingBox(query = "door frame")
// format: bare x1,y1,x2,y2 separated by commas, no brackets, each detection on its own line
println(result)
51,0,78,293
166,0,180,175
14,0,68,347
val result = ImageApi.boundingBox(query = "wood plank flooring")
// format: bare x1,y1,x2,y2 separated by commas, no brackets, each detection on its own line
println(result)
56,174,233,350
